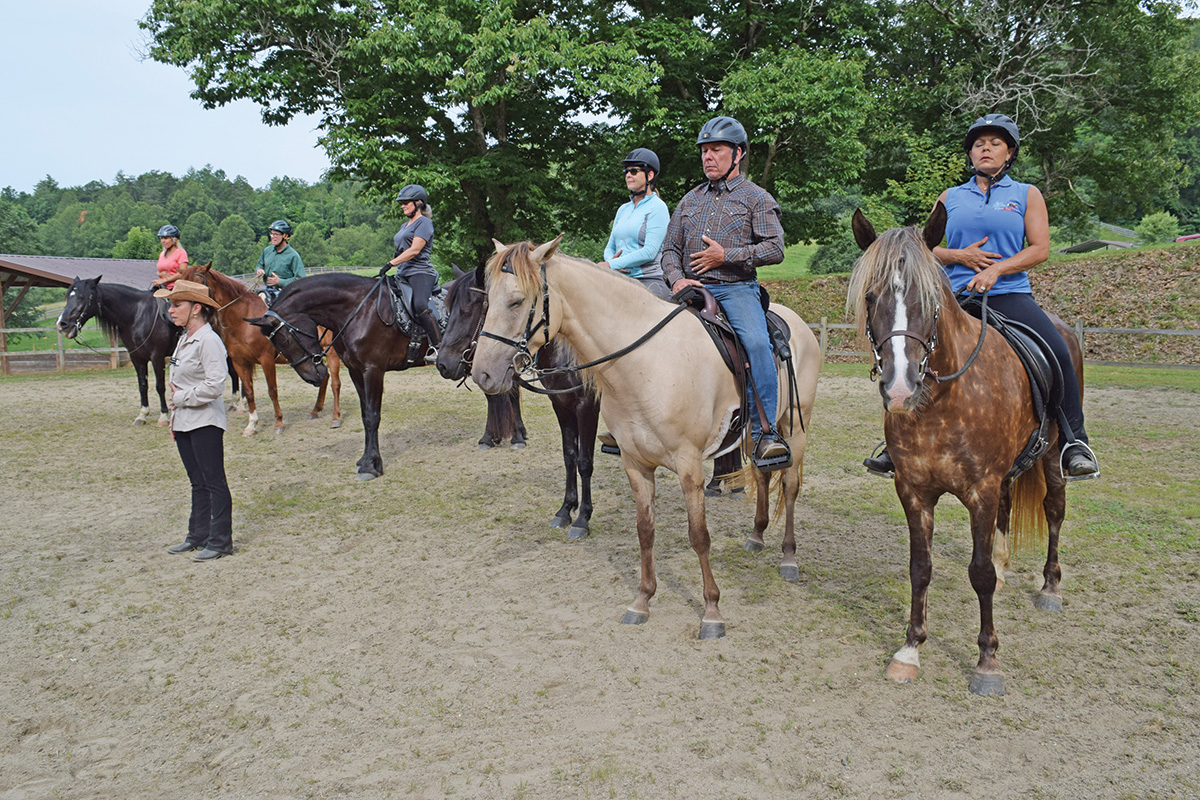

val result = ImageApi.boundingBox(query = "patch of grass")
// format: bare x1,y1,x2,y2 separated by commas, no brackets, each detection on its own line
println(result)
758,242,818,280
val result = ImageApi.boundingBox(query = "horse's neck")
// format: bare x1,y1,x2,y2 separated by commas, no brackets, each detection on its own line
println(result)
930,287,983,376
547,260,667,364
96,285,145,328
290,278,370,330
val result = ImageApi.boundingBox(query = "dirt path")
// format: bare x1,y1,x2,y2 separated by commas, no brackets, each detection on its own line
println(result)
1,367,1197,799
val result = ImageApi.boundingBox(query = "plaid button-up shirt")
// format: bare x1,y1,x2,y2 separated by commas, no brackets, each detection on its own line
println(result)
661,174,785,287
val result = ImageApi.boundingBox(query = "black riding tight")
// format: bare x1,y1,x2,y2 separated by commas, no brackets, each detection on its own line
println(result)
985,292,1088,447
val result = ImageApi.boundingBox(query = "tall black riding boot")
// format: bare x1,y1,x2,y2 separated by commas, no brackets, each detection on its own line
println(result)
417,311,441,365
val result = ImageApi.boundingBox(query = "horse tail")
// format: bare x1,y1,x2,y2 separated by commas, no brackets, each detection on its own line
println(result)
720,440,794,530
1009,464,1048,556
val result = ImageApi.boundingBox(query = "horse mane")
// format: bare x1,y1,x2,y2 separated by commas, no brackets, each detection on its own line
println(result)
198,265,254,300
846,225,945,335
485,242,542,299
94,282,153,338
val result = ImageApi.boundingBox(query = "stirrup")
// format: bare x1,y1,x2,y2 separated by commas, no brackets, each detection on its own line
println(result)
1060,441,1100,482
598,431,620,456
423,346,439,365
752,434,791,472
863,441,894,479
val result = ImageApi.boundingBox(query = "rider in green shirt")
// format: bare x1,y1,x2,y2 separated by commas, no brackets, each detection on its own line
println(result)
255,220,306,297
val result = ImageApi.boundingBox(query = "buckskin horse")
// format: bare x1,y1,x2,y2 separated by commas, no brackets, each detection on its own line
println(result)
56,276,180,426
244,272,435,479
471,238,821,639
177,263,342,435
848,203,1075,696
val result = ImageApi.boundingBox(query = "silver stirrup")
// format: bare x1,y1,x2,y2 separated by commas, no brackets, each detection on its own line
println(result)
1059,441,1100,482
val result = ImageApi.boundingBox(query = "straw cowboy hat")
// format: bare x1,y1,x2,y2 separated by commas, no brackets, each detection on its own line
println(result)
154,279,219,307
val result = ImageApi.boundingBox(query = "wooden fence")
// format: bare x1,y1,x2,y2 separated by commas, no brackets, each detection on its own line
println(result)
3,319,1197,376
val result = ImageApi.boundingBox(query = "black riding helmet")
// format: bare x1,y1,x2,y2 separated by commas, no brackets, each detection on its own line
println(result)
395,184,428,205
964,114,1020,188
622,148,660,176
157,224,180,238
697,116,748,183
268,220,293,236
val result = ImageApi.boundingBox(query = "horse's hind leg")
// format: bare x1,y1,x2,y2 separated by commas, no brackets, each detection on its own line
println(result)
745,464,769,552
262,358,284,434
549,398,580,533
569,395,599,541
328,348,343,428
965,490,1005,696
777,458,803,583
993,482,1013,592
509,386,527,448
1036,462,1067,613
133,360,150,426
236,362,258,436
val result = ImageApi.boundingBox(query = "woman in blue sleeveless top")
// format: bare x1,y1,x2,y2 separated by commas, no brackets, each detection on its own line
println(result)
865,114,1099,479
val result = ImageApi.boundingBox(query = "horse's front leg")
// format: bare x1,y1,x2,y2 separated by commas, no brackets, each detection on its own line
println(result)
510,386,527,447
262,357,284,434
680,464,724,639
328,348,343,429
236,361,258,436
152,356,170,426
887,483,935,684
571,395,600,541
965,487,1005,696
133,359,150,426
620,462,658,627
354,366,385,480
549,397,580,534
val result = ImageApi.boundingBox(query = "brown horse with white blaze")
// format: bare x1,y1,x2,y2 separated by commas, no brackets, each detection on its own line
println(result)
471,238,821,640
848,203,1074,696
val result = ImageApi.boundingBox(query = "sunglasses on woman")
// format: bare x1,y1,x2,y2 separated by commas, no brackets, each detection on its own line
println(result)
624,167,644,176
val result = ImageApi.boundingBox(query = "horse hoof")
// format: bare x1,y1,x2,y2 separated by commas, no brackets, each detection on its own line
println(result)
330,419,342,429
699,620,726,640
743,538,764,553
133,418,145,427
477,442,495,451
274,426,285,436
549,514,570,529
157,420,169,428
968,672,1006,697
510,442,526,450
566,525,589,541
1034,592,1064,613
242,429,257,437
356,471,378,482
308,412,319,420
885,659,919,684
779,564,800,583
620,609,649,626
704,485,721,498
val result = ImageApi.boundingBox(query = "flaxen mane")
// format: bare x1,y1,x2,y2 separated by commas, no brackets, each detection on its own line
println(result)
846,225,945,335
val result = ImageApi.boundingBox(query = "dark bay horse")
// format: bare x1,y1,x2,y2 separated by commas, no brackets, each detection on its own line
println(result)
244,272,433,479
178,263,342,435
56,277,180,426
472,239,821,640
437,263,600,538
848,204,1075,696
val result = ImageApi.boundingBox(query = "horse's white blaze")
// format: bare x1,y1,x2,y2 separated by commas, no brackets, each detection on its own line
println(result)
892,644,921,667
889,282,910,382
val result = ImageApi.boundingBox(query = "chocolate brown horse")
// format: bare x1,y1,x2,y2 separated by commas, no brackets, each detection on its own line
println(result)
177,263,342,435
848,204,1074,696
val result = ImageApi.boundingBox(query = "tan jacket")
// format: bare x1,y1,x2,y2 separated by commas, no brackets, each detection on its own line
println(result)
169,323,228,432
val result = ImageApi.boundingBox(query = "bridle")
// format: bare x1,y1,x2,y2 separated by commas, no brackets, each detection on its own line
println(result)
257,277,386,369
477,256,689,395
867,290,989,385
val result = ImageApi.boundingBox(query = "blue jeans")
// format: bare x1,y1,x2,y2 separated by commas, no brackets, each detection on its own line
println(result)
707,281,776,439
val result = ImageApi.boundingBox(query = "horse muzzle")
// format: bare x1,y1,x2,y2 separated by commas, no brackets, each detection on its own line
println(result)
471,362,514,395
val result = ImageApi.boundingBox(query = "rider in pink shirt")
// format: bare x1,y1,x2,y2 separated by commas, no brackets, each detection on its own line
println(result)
151,224,188,290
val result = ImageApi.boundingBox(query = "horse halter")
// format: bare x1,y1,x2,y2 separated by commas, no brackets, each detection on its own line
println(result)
260,309,331,369
447,286,490,383
478,257,551,378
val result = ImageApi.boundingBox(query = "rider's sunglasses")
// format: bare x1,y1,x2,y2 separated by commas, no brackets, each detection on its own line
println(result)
623,167,644,176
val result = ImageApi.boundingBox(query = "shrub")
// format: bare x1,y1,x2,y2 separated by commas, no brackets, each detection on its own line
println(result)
1136,211,1179,244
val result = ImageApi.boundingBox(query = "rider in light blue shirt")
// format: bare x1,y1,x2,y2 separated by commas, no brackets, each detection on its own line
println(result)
601,148,671,299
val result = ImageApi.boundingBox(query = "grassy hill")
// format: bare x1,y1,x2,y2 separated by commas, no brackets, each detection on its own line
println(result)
764,242,1200,366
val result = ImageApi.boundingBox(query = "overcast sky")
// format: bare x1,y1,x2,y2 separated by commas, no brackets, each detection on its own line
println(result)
0,0,331,194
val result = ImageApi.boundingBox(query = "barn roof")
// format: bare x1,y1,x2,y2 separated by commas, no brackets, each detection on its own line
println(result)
1,254,158,291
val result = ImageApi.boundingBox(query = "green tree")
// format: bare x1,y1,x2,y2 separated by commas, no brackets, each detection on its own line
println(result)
327,223,390,266
1136,211,1180,244
112,226,160,259
289,221,328,268
0,199,40,254
211,213,258,272
183,210,217,263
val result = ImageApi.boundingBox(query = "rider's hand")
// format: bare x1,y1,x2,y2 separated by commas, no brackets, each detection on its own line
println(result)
958,237,1001,271
378,262,393,277
255,268,265,277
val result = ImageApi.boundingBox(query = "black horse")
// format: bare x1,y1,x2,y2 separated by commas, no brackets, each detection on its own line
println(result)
56,276,181,426
436,264,601,538
245,272,433,480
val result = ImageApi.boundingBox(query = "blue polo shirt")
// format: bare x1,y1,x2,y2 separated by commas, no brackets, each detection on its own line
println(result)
943,175,1033,295
603,193,669,280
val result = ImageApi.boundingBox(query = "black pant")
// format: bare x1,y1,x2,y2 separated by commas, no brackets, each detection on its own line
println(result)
986,292,1088,447
405,272,440,342
175,425,234,553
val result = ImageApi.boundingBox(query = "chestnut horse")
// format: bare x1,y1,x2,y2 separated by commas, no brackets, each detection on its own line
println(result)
56,277,180,426
471,238,821,639
244,272,434,479
848,204,1074,696
177,263,342,435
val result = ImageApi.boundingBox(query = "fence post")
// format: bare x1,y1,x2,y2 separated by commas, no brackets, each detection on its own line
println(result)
819,317,828,358
1074,319,1084,357
57,330,65,373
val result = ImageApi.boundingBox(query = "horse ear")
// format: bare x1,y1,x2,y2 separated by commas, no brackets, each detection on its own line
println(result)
531,234,564,264
201,262,213,272
923,202,947,250
492,239,506,254
851,209,876,251
452,263,465,278
243,316,269,329
473,262,486,288
94,274,103,283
